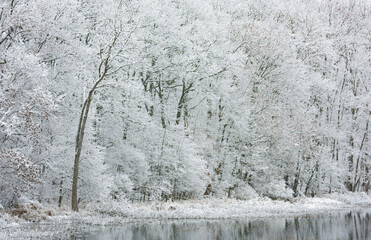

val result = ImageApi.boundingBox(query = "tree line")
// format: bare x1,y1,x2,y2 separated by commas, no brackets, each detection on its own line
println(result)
0,0,370,209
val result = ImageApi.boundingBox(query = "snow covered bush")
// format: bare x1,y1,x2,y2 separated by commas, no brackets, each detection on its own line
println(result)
261,180,293,201
0,150,41,208
234,184,259,200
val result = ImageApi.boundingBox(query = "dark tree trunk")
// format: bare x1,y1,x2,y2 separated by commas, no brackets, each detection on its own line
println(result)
71,28,121,211
58,180,63,207
71,57,111,212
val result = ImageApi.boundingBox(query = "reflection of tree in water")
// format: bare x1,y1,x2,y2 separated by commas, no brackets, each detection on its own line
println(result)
77,210,370,240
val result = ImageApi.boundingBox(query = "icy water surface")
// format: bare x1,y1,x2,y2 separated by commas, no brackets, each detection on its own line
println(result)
80,210,370,240
5,209,371,239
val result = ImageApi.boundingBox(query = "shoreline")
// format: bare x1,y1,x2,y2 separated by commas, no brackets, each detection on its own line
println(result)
2,192,371,222
1,192,371,238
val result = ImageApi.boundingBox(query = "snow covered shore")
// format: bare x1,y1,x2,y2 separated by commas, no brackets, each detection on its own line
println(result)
1,193,371,239
2,193,371,224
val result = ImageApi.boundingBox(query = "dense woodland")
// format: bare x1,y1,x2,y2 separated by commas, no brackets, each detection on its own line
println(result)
0,0,370,209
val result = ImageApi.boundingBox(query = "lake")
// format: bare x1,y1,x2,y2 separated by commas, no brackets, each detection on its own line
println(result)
4,209,370,239
78,210,370,240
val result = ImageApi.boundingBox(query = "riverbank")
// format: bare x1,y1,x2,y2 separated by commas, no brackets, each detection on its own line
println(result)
1,192,371,239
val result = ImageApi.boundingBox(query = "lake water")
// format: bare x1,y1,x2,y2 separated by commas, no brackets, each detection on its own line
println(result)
77,210,370,240
6,209,370,239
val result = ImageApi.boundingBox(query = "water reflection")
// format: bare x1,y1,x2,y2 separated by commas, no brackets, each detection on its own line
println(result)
81,210,370,240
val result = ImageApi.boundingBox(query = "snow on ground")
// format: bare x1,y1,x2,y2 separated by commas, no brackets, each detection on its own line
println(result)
1,192,371,239
89,192,371,220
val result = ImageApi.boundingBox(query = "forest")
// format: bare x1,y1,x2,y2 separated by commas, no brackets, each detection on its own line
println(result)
0,0,370,210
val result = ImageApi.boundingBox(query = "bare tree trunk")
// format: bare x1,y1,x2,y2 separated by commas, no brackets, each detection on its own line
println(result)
155,80,167,129
292,163,300,197
72,92,93,211
58,180,63,208
176,81,193,125
71,34,117,211
352,118,369,192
